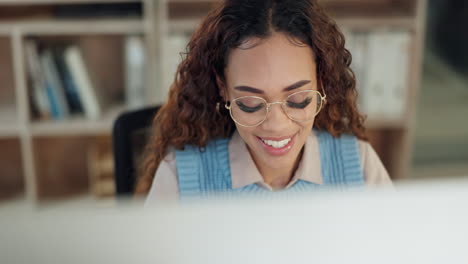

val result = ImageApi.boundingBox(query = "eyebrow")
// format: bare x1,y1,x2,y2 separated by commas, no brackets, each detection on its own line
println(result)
234,80,311,94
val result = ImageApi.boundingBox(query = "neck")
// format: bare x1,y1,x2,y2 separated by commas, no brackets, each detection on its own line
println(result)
252,148,304,190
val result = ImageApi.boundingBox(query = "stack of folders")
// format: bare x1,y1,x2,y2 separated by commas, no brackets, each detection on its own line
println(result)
342,28,411,121
24,35,146,121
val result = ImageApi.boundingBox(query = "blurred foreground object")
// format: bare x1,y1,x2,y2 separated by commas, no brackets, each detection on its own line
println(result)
1,178,468,264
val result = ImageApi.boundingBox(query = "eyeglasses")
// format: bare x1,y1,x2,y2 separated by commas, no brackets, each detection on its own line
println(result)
225,90,326,127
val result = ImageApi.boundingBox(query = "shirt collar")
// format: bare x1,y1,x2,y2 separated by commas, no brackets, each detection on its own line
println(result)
294,130,323,185
228,130,323,190
229,131,264,189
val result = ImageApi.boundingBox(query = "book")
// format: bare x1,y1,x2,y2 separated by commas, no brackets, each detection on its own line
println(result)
53,46,84,115
24,40,50,119
125,35,146,109
64,46,102,120
40,49,70,120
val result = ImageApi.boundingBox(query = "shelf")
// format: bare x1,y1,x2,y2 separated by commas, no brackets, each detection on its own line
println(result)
337,17,415,30
365,117,407,129
168,0,215,2
0,28,11,36
167,0,415,5
0,125,20,138
167,0,415,3
0,0,141,5
167,0,416,19
30,104,126,136
0,19,145,35
0,106,20,137
411,163,468,179
169,16,415,34
0,193,118,210
169,18,201,33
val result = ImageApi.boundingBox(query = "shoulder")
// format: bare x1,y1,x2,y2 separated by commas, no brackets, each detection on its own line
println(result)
356,140,393,187
144,151,179,205
157,149,176,171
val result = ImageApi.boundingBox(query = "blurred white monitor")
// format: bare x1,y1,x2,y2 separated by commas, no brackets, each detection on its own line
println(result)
1,178,468,264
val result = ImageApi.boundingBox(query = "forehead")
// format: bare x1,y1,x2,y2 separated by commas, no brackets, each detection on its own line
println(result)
225,33,316,92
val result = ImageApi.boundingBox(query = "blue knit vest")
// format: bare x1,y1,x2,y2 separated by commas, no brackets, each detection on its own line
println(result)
175,130,364,199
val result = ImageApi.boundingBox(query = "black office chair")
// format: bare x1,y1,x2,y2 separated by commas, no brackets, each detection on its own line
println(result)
112,105,160,196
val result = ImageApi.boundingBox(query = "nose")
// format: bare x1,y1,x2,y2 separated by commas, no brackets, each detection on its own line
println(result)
260,102,292,131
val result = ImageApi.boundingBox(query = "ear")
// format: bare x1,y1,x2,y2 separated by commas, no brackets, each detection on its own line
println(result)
215,74,227,101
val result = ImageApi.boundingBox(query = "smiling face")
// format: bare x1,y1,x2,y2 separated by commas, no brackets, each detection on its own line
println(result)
223,32,319,173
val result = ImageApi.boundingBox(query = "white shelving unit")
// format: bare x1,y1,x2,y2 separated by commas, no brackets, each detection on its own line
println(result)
0,0,166,204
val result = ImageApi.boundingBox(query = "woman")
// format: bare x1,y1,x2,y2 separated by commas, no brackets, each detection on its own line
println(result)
138,0,391,201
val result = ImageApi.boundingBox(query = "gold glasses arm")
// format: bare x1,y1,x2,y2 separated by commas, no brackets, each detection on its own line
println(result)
321,88,327,100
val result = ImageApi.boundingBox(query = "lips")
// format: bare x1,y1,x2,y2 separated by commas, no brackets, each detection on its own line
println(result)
262,137,291,148
256,133,297,156
259,134,296,141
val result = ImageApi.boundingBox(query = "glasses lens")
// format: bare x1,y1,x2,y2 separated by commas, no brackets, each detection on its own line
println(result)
230,97,267,126
284,90,322,122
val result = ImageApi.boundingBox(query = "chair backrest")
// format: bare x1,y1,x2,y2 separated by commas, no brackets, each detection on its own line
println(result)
112,106,160,196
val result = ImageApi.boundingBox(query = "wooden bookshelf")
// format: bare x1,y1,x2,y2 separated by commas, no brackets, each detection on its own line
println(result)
0,0,160,205
0,0,427,205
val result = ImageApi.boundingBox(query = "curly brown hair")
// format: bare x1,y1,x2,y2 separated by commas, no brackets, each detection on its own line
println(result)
135,0,367,195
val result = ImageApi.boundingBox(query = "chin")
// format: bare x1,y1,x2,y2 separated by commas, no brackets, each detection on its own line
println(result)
260,152,301,170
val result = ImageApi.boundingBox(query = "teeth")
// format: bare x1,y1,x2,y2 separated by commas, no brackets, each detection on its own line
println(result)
261,138,291,148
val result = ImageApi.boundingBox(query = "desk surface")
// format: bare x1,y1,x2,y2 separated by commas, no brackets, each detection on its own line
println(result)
1,178,468,264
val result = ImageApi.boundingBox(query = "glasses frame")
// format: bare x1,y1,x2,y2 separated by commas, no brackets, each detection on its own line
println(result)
224,89,327,127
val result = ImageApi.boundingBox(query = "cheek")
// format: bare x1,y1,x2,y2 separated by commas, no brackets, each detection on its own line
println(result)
301,118,315,131
234,125,266,153
296,119,315,143
235,124,257,141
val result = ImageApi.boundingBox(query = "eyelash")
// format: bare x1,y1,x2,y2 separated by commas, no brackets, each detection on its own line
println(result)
287,97,312,109
236,101,263,113
236,97,312,113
